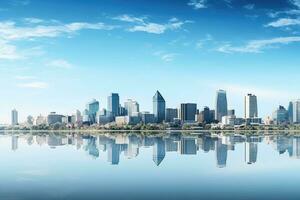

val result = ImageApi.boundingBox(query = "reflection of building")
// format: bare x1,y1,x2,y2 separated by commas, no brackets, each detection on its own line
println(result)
215,139,227,168
215,90,228,122
153,138,165,166
12,135,18,151
180,137,197,155
84,137,99,158
107,141,120,165
244,142,257,164
291,137,300,159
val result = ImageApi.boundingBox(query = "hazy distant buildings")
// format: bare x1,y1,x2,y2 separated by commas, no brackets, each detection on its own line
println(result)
47,112,64,125
11,109,18,126
288,101,293,123
197,107,215,124
215,90,228,122
26,115,34,126
272,106,288,125
36,114,46,125
86,99,99,124
107,93,119,117
244,94,258,119
153,91,166,123
165,108,178,122
124,99,139,117
179,103,197,123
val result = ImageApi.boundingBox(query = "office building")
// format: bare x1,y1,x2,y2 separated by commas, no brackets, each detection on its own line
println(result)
197,107,214,124
140,112,155,124
86,99,99,124
165,108,178,122
153,90,166,123
47,112,64,125
293,100,300,124
107,93,119,117
36,114,46,125
272,105,288,125
288,101,293,124
215,90,228,122
244,94,258,119
11,109,18,126
124,99,139,117
179,103,197,123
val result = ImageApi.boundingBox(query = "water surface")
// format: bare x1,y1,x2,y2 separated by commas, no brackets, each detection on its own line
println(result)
1,131,300,200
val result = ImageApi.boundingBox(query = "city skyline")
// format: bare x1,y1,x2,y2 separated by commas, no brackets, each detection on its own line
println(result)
1,0,300,123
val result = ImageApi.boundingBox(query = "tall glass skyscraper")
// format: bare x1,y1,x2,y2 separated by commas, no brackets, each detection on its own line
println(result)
215,90,228,122
11,109,18,126
107,93,119,117
153,91,166,123
86,99,99,124
244,94,258,119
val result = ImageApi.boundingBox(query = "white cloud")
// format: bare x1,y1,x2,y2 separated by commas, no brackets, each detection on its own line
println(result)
0,21,116,41
153,51,178,62
15,75,36,80
266,18,300,27
47,59,73,69
217,36,300,53
0,40,21,60
10,0,30,6
188,0,207,9
23,17,44,24
196,34,213,49
244,4,255,10
17,81,48,89
290,0,300,8
113,14,145,23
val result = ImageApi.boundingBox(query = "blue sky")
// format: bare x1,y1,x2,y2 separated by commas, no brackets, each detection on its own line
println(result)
1,0,300,123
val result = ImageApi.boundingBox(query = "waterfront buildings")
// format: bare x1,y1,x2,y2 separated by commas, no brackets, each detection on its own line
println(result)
86,99,100,124
124,99,139,117
11,109,18,126
47,112,64,125
36,114,46,125
140,112,155,124
197,107,215,124
165,108,178,123
244,94,258,119
153,91,166,123
292,100,300,123
272,106,288,125
179,103,197,123
215,90,228,122
107,93,119,117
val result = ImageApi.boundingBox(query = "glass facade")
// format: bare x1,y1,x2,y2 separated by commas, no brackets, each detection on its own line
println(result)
153,91,166,123
107,93,119,117
215,90,228,122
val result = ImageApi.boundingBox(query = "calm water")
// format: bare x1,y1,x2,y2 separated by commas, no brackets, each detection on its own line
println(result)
1,131,300,200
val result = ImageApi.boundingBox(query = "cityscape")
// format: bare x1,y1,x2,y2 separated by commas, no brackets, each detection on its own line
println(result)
5,90,300,130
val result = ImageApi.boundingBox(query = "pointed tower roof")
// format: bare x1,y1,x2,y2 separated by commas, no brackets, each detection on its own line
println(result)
153,90,165,102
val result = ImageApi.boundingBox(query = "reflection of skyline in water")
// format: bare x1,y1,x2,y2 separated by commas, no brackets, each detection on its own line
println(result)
6,132,300,168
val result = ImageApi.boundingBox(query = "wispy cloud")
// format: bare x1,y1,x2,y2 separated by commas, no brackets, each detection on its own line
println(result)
217,36,300,53
23,17,44,24
17,81,48,89
114,14,190,34
196,34,213,49
15,75,36,80
188,0,207,9
10,0,30,6
266,18,300,27
244,4,255,10
153,51,178,62
0,40,21,60
47,59,73,69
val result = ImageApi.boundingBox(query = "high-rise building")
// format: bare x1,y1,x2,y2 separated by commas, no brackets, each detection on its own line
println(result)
288,101,293,124
179,103,197,123
11,109,18,126
36,114,46,125
86,99,99,124
107,93,119,117
140,112,155,124
197,107,214,124
292,100,300,123
244,94,258,119
47,112,64,125
124,99,139,117
215,90,228,122
272,105,288,125
165,108,178,122
153,91,166,123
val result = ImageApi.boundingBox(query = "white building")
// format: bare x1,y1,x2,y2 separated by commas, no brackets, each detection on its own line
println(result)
244,94,258,119
124,99,139,117
293,100,300,123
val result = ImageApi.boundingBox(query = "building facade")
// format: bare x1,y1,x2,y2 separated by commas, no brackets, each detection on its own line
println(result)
165,108,178,122
153,91,166,123
215,90,228,122
107,93,119,117
11,109,18,126
244,94,258,119
179,103,197,123
86,99,100,124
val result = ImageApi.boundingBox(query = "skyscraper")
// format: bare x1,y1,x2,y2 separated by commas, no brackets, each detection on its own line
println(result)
244,94,258,119
215,90,228,122
288,101,293,124
179,103,197,123
11,109,18,126
124,99,139,116
165,108,178,122
86,99,99,124
107,93,119,117
153,90,166,123
292,100,300,123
